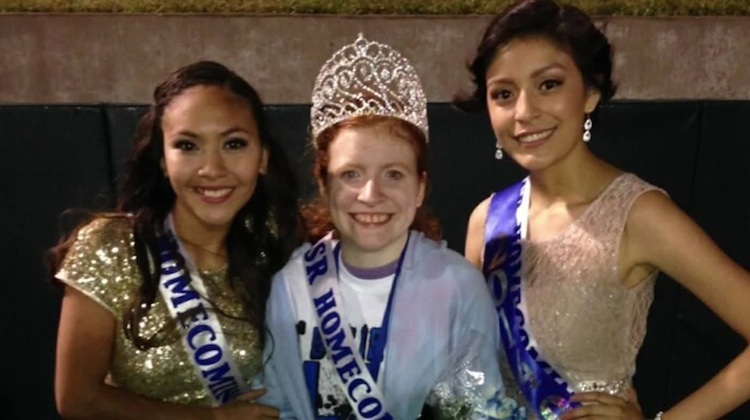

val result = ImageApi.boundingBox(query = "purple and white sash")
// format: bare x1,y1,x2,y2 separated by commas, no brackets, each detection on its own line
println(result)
483,178,579,419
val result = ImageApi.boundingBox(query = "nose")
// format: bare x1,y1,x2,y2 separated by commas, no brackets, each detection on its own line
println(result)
197,149,228,178
357,178,383,204
514,90,538,122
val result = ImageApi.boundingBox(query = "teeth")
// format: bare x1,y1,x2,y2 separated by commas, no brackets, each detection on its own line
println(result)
518,129,553,143
354,214,390,224
199,188,231,198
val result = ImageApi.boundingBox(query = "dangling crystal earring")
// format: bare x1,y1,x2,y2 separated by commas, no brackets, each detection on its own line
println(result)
495,143,503,160
583,115,593,142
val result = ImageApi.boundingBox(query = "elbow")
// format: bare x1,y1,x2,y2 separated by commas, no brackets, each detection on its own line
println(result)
55,384,99,419
56,394,85,419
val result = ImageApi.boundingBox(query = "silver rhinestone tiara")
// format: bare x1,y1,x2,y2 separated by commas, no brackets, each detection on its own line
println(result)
310,34,429,142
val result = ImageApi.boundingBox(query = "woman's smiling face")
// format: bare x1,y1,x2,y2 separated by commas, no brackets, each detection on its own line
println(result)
323,121,425,268
485,36,600,172
161,85,268,233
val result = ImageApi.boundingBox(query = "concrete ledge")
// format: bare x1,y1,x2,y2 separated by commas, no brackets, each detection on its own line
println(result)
0,14,748,103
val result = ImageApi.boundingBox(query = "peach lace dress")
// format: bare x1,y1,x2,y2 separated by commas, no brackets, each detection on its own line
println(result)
495,173,665,418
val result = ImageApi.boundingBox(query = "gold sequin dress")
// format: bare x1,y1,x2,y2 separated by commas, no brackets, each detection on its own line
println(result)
56,217,263,406
497,174,664,418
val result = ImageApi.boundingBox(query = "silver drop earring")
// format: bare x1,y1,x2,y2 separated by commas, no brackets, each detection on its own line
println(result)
495,143,503,160
583,115,593,142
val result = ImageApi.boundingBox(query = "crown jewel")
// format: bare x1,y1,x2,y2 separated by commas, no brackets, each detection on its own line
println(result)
310,34,429,142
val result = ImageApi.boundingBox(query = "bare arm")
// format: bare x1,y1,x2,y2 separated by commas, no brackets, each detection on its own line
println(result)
465,197,491,269
626,191,750,419
55,286,279,420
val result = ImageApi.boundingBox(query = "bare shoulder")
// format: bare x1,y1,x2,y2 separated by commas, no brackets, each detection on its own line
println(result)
468,196,492,235
627,189,676,227
625,188,703,251
624,189,690,257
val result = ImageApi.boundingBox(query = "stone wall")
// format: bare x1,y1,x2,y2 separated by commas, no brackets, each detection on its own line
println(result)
0,14,747,104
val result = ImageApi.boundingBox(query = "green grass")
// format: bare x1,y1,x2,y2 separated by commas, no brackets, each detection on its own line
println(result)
0,0,748,15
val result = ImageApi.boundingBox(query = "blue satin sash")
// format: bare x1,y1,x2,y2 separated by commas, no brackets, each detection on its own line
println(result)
483,179,579,419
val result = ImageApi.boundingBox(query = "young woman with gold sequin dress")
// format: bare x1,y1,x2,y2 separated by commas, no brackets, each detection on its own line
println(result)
462,1,750,419
49,61,300,419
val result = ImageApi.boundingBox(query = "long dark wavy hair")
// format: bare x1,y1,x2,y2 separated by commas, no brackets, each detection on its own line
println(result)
49,61,301,350
457,0,616,112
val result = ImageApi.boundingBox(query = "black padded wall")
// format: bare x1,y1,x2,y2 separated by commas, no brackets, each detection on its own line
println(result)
2,101,749,419
427,104,526,250
265,105,317,199
0,105,113,420
104,105,148,193
663,102,750,412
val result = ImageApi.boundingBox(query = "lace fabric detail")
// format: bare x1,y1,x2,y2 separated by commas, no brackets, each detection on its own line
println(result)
501,174,664,417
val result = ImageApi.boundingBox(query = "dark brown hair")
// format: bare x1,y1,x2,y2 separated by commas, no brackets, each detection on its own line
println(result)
458,0,616,112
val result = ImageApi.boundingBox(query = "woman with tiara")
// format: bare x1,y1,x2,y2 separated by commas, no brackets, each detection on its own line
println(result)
259,35,523,419
462,1,750,419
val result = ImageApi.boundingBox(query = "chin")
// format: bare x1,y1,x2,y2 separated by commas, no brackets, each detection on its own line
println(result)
513,156,552,172
361,231,410,251
347,236,388,251
345,234,398,255
195,213,236,229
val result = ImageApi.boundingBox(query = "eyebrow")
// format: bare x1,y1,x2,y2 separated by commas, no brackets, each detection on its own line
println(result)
173,127,252,138
487,63,568,85
531,63,567,77
330,162,414,173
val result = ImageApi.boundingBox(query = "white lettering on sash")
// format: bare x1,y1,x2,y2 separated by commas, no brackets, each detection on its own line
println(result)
303,239,394,420
158,216,249,406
